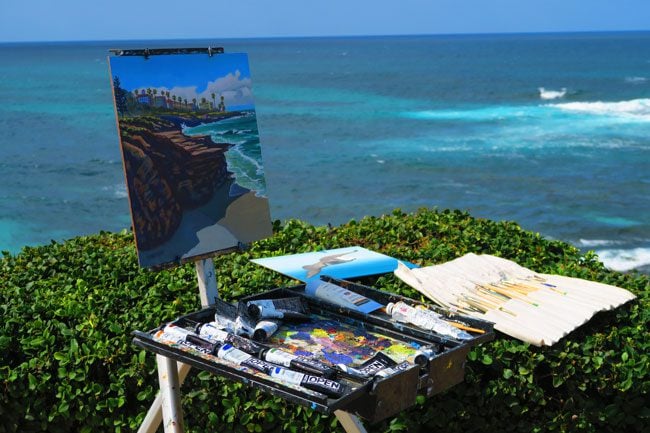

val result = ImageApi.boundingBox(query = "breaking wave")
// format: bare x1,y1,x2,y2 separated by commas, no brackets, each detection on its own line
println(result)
595,247,650,272
538,87,567,100
549,98,650,121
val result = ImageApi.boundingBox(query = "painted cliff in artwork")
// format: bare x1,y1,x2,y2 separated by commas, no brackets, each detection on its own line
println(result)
109,53,272,268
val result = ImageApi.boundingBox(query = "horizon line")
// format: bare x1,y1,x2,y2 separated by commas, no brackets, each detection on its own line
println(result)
1,29,649,45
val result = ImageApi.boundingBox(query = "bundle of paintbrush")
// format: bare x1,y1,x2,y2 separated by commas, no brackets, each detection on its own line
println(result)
394,253,636,346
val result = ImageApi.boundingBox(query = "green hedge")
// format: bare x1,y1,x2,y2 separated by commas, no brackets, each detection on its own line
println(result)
0,208,647,433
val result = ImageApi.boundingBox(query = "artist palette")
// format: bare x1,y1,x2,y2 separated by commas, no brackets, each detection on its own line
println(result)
133,280,493,423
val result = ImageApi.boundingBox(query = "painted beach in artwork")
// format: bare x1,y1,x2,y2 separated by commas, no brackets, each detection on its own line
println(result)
251,246,416,283
109,53,272,268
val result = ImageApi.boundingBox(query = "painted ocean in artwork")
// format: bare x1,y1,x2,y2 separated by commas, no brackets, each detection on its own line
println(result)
1,33,649,272
108,52,272,267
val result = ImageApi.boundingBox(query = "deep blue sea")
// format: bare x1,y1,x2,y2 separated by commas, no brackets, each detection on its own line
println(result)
1,33,649,272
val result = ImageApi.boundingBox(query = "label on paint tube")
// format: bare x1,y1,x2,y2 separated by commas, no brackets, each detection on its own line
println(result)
197,322,229,342
153,326,214,355
217,344,251,364
270,367,305,385
337,351,397,378
270,367,344,398
263,348,336,378
217,344,275,374
374,361,412,379
197,322,263,355
305,281,384,314
247,297,310,321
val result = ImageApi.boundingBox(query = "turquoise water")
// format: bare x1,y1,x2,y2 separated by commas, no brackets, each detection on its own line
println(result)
1,33,649,272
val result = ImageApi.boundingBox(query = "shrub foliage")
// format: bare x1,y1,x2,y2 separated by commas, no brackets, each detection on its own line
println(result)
1,208,648,432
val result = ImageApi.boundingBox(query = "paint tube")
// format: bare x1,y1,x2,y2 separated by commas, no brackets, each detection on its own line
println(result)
269,367,345,398
410,346,437,368
246,297,311,321
195,322,264,355
217,344,344,397
252,319,280,341
216,343,277,374
261,347,336,378
212,298,257,338
336,351,397,379
305,280,384,314
386,302,472,340
213,298,239,333
153,324,217,355
374,361,412,379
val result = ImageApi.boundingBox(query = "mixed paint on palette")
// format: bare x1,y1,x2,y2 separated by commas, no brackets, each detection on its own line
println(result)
108,52,272,268
269,316,424,367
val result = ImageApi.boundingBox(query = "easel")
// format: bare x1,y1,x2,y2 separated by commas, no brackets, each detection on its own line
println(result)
108,47,368,433
137,258,367,433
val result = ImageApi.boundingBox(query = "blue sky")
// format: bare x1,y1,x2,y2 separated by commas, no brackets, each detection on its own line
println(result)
109,53,255,109
1,0,649,42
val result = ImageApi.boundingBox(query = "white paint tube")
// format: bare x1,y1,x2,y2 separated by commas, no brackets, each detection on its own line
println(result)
196,322,264,355
216,343,277,374
305,280,384,314
374,361,412,379
386,301,472,340
217,344,346,398
410,345,437,367
269,367,345,398
261,347,336,378
153,324,217,355
246,297,311,321
252,319,280,341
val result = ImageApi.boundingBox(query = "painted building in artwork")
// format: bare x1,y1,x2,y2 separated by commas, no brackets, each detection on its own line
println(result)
153,96,167,108
136,93,152,105
199,100,214,111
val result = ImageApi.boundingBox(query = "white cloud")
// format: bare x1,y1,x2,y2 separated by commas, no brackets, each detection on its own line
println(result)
149,70,255,108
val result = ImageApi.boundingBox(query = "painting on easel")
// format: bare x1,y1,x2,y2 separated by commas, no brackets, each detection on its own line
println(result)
109,52,272,268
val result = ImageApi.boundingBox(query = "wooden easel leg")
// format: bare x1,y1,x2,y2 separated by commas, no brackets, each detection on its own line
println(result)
334,410,367,433
137,362,191,433
138,258,218,432
155,355,185,433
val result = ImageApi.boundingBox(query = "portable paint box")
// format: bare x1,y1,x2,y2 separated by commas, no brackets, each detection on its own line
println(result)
133,281,493,424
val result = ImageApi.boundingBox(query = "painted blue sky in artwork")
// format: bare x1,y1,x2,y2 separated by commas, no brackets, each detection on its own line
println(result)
110,53,250,91
109,53,255,109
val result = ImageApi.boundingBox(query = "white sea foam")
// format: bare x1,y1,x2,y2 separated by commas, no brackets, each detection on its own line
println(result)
103,184,128,199
538,87,567,100
549,98,650,121
625,76,647,84
577,239,623,248
596,247,650,272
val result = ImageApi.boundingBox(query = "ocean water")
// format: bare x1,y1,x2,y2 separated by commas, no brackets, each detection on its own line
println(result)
0,33,649,272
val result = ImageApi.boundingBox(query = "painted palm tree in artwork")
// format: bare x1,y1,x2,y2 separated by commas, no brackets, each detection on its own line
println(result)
211,92,216,110
192,98,197,111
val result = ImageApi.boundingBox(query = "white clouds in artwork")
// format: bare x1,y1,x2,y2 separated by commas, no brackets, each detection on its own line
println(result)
150,70,254,108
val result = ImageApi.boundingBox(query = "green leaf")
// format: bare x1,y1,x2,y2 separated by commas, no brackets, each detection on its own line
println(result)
28,373,37,390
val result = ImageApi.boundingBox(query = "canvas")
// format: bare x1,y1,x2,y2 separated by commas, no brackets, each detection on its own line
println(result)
109,52,272,268
251,246,417,283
